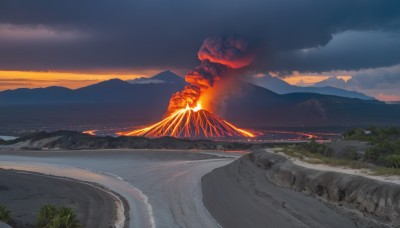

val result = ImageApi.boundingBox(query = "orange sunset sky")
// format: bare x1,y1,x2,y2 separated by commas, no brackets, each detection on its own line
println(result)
0,70,399,102
0,70,160,91
0,70,340,90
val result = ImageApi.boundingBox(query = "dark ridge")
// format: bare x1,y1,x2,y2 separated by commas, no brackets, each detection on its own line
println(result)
1,130,267,150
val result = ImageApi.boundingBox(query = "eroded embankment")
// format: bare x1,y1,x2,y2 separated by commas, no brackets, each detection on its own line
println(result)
202,154,356,228
249,151,400,227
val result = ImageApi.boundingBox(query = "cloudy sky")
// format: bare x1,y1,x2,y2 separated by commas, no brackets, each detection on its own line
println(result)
0,0,400,100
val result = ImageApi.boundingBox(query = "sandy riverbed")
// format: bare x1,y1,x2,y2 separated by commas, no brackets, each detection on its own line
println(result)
0,149,235,228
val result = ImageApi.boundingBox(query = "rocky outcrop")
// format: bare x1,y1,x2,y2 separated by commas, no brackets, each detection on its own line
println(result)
249,151,400,227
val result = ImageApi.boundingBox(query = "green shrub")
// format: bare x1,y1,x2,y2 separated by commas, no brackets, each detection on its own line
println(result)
0,205,11,224
383,154,400,169
348,149,359,160
325,147,334,157
36,205,81,228
365,140,398,163
295,140,325,155
343,126,400,143
37,205,57,227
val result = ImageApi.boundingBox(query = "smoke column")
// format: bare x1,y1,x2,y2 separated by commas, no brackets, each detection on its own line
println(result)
117,36,257,138
167,36,253,115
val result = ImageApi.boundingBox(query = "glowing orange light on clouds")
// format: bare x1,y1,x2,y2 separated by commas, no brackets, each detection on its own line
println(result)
83,130,97,136
375,94,400,102
272,71,353,86
282,75,330,86
337,75,352,82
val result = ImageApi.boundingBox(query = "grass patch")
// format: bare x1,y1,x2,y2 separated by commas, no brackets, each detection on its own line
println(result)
372,167,400,176
0,205,11,224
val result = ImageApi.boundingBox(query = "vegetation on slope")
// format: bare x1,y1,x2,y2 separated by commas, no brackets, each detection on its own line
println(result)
36,205,81,228
282,126,400,175
0,204,81,227
0,205,11,224
343,126,400,168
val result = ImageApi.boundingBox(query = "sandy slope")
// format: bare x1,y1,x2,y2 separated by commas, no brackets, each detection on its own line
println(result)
202,155,357,228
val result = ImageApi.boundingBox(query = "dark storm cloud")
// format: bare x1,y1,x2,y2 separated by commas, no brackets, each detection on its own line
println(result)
315,65,400,90
347,66,400,90
0,0,400,72
311,64,400,99
268,31,400,73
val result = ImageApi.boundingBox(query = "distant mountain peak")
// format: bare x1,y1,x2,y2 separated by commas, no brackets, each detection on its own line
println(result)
128,70,185,85
103,78,127,83
107,78,122,81
77,77,132,91
248,73,293,92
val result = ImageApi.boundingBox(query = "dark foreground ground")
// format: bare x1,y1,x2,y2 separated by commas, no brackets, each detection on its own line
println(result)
2,148,395,228
0,170,117,228
202,151,400,228
202,156,357,228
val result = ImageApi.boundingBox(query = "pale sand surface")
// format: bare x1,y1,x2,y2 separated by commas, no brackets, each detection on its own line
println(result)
0,149,232,228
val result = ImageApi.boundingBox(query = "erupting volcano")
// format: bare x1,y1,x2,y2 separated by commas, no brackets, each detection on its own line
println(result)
119,103,254,138
118,36,255,138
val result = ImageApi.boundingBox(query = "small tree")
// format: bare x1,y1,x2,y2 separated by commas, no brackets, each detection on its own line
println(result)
348,148,359,160
36,205,81,228
384,154,400,169
308,139,325,154
37,205,58,227
0,205,11,224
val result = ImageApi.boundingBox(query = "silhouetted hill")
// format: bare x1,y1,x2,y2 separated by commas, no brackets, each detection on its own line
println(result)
224,83,398,127
0,86,75,104
152,71,185,84
0,78,184,106
79,78,133,91
127,71,185,85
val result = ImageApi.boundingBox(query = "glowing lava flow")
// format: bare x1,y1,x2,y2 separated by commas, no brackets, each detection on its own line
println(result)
83,130,97,136
117,104,254,138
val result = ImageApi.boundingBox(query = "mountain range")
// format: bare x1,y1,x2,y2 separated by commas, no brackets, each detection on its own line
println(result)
248,74,374,100
0,71,184,105
0,71,399,132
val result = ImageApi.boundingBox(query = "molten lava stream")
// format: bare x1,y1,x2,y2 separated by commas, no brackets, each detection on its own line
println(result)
117,105,255,138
